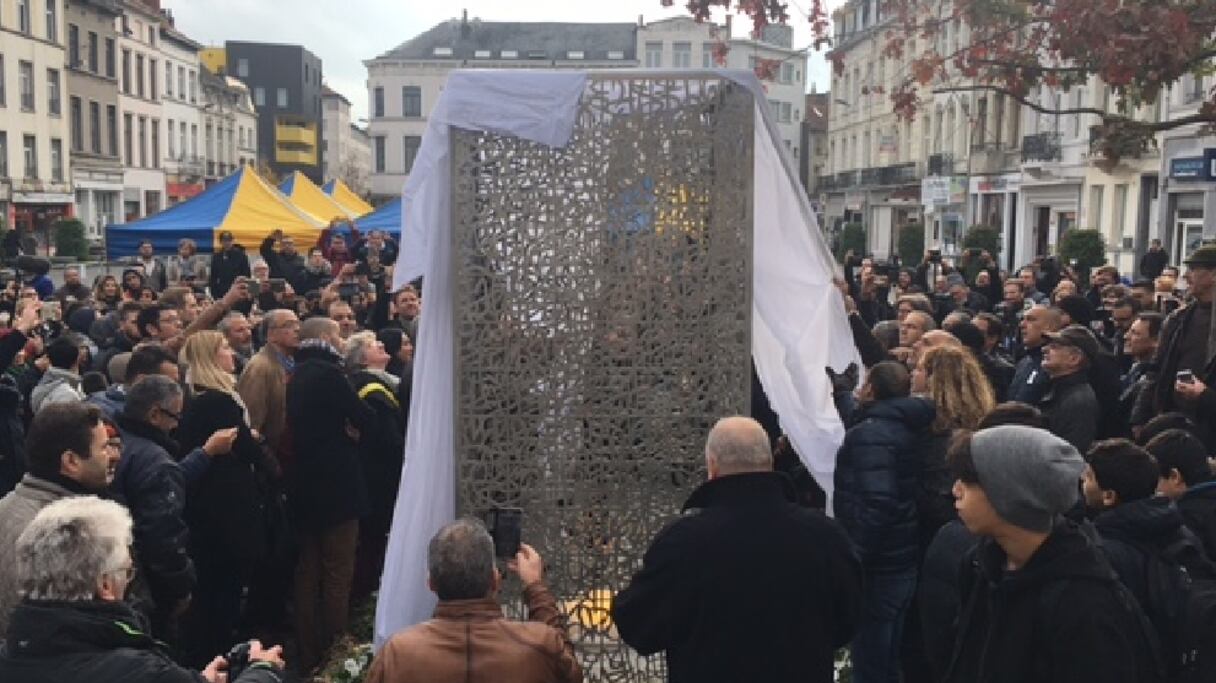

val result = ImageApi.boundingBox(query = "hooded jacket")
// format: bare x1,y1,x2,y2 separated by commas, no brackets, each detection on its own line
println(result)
0,599,283,683
30,367,84,414
613,472,861,683
944,520,1161,683
833,396,936,570
1178,480,1216,562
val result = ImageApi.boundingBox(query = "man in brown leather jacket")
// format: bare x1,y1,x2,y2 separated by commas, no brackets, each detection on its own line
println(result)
366,518,582,683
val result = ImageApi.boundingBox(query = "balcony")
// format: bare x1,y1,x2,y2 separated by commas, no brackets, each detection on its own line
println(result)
275,147,317,165
275,123,317,147
927,153,954,176
820,170,859,192
970,143,1020,175
1022,132,1062,163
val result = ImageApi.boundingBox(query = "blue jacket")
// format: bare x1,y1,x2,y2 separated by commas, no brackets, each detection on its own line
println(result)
833,396,936,571
1008,345,1050,406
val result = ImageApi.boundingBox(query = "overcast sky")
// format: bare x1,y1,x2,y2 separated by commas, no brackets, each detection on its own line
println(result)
162,0,839,124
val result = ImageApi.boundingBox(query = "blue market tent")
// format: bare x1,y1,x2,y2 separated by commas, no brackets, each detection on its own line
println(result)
105,166,322,258
354,198,402,238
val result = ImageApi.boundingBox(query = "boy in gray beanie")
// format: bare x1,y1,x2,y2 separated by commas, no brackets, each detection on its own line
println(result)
941,425,1162,683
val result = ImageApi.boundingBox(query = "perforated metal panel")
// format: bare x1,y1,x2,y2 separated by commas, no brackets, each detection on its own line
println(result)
450,74,754,681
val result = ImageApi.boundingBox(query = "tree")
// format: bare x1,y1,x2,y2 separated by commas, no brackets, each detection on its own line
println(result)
837,222,867,262
897,222,925,267
1058,229,1107,282
963,225,1001,256
673,0,1216,161
53,219,89,261
334,149,370,198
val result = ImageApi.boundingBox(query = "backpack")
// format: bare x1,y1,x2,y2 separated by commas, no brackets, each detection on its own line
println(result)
1139,536,1216,683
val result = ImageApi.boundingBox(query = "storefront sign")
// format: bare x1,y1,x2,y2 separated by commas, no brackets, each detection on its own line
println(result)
1170,157,1206,179
13,192,74,204
1205,148,1216,181
167,182,205,200
922,176,967,207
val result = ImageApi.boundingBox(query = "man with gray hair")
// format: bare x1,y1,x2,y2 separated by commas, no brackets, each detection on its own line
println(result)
367,518,581,683
219,311,253,374
613,416,862,683
0,496,286,682
110,375,237,640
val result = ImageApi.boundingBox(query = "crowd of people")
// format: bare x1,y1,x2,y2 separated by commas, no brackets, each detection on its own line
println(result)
0,222,417,680
2,221,1216,683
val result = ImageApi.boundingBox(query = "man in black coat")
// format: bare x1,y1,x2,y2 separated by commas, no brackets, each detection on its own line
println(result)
613,416,861,683
831,361,935,683
1040,325,1102,452
1140,239,1169,279
209,231,250,299
945,426,1161,683
286,317,375,671
1146,428,1216,563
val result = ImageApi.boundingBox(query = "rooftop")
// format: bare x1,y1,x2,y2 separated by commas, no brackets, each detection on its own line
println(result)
321,84,351,105
372,17,637,62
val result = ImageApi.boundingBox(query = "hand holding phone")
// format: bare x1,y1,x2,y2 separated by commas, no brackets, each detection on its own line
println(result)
507,543,544,587
487,507,522,559
1177,370,1196,385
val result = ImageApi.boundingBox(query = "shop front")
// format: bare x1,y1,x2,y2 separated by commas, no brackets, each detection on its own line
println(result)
11,190,74,255
1016,181,1082,267
969,174,1021,271
1158,143,1216,265
922,175,967,257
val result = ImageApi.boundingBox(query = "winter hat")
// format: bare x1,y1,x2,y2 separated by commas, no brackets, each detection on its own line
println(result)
970,425,1084,532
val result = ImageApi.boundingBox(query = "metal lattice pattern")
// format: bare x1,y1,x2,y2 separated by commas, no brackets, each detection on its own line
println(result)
451,75,754,681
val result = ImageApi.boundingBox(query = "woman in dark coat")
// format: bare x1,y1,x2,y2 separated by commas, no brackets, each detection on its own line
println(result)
174,330,269,668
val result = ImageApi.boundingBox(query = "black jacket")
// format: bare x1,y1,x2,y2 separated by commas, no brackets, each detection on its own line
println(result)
1008,344,1050,406
259,237,306,285
0,599,282,683
612,472,862,683
349,371,406,535
1178,481,1216,562
1093,496,1216,635
0,330,28,495
110,416,195,610
208,246,250,299
944,520,1161,683
175,388,267,566
919,520,979,681
1042,371,1099,453
979,350,1014,403
286,343,375,530
1140,248,1168,279
833,397,936,571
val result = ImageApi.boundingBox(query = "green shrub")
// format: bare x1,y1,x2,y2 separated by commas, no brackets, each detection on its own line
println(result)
897,223,925,267
53,219,89,260
837,222,867,263
963,225,1002,255
1058,229,1107,283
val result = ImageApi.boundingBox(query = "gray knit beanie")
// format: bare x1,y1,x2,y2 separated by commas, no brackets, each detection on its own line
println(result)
971,426,1084,532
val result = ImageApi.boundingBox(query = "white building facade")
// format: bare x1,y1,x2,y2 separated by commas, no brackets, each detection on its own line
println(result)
321,85,370,196
114,0,164,220
158,20,203,204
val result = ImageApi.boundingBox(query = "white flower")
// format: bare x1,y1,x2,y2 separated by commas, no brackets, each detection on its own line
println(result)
344,658,361,676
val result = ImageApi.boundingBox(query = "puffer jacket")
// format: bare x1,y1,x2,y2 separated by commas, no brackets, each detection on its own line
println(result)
367,583,580,683
109,417,196,613
29,367,84,414
833,396,936,570
0,599,283,683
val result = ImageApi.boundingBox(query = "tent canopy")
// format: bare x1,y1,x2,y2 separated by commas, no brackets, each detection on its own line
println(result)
354,197,402,237
322,178,374,216
106,165,322,257
281,171,356,223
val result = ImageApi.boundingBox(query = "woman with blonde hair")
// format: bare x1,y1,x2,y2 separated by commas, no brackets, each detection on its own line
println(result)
175,330,269,667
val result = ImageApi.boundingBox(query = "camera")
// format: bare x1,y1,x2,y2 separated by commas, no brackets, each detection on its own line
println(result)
225,641,251,680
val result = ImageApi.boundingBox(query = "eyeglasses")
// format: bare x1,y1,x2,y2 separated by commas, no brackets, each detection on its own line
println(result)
158,406,181,422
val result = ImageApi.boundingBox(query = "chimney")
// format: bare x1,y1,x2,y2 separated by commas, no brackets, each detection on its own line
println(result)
638,14,644,27
462,9,468,26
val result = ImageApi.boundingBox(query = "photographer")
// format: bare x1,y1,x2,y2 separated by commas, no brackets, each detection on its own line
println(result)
0,496,285,683
368,519,581,683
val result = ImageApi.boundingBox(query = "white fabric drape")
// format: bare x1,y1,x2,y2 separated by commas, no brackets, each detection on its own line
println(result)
376,70,858,648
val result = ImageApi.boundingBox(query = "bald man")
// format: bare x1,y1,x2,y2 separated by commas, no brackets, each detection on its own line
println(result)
613,416,861,683
911,329,963,366
1010,305,1064,406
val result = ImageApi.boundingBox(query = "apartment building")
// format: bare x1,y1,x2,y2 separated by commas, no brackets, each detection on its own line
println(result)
64,0,121,239
197,70,258,176
114,0,165,220
158,14,202,204
801,90,828,201
1,0,74,242
321,85,370,197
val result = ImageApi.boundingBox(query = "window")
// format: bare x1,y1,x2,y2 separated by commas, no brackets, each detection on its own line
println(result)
17,0,30,34
1089,185,1104,233
177,66,185,100
122,49,131,94
89,101,100,154
254,87,265,107
180,124,186,159
149,59,157,99
403,135,421,172
402,86,421,117
645,42,662,68
781,63,794,83
167,119,174,157
138,116,146,167
188,70,196,102
373,86,384,117
123,113,133,165
148,24,155,46
136,54,144,97
164,61,172,97
190,124,198,157
107,105,117,156
702,43,713,68
237,58,249,78
46,0,58,41
0,55,5,106
374,136,385,172
303,63,309,82
0,133,6,176
151,119,159,169
47,69,60,115
88,31,98,72
105,38,115,78
68,25,81,67
276,88,287,108
50,139,63,181
781,102,792,123
672,42,691,68
69,96,82,150
19,61,34,111
22,135,36,178
1112,184,1129,240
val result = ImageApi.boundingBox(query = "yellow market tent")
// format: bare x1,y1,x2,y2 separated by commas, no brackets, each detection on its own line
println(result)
322,178,374,217
280,171,358,223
